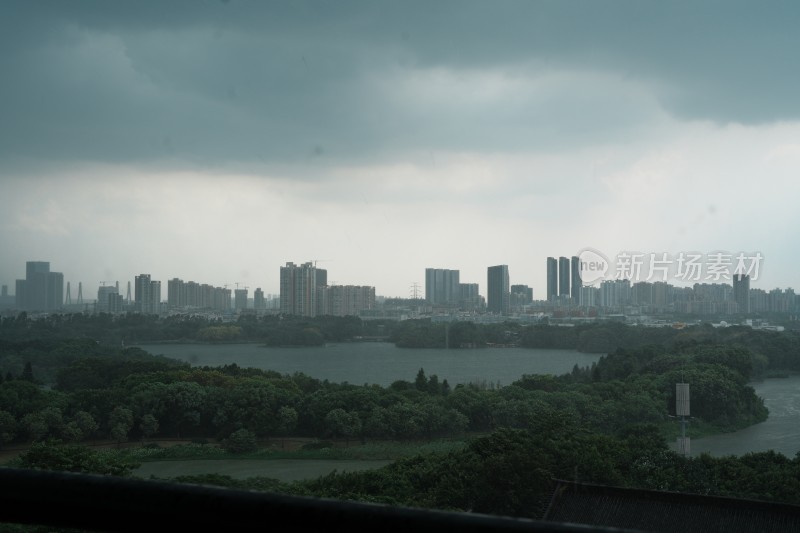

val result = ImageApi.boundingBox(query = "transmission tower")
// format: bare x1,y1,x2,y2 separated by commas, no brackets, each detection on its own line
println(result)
410,282,422,299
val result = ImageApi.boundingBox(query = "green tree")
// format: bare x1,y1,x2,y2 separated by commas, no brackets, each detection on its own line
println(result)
324,408,362,445
21,413,48,442
20,361,34,382
139,413,159,442
223,428,258,454
0,410,16,448
415,368,427,392
73,410,99,441
109,407,134,446
18,440,139,476
277,406,298,448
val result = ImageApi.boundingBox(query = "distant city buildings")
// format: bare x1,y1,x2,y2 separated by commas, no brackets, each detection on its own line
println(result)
234,288,248,310
134,274,161,315
487,265,510,315
734,273,751,314
3,257,800,321
459,283,481,310
280,262,321,317
558,257,570,299
511,284,533,308
571,256,581,299
425,268,461,307
15,261,64,312
96,283,119,313
318,285,375,316
167,277,232,312
254,288,265,310
279,261,374,317
546,257,558,302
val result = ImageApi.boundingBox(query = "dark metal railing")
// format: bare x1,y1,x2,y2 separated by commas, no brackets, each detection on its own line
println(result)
0,467,633,532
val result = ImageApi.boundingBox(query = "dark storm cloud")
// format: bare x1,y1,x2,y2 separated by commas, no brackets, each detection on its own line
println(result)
2,0,799,169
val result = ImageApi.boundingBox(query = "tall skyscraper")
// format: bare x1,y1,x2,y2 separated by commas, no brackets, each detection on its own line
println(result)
15,261,63,311
135,274,151,313
571,256,581,299
559,256,570,298
254,288,265,310
546,257,558,302
97,284,119,313
168,278,185,308
510,284,533,307
459,283,480,309
317,285,376,316
280,262,318,316
733,273,751,314
134,274,161,314
425,268,461,306
234,288,248,310
487,265,510,315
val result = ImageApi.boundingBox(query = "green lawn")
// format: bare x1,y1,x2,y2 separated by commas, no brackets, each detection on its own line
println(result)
134,458,392,482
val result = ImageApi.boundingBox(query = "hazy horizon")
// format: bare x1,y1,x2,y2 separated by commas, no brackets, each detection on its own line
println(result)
3,1,800,298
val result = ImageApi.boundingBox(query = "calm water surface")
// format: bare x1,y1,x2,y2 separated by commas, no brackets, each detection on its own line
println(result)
137,342,601,387
690,375,800,458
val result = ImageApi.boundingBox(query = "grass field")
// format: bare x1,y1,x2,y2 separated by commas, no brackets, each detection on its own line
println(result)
134,458,392,482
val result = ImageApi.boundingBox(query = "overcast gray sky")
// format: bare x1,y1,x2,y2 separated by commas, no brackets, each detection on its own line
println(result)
2,1,799,299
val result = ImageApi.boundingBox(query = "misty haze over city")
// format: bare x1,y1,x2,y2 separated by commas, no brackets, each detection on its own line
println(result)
3,1,800,298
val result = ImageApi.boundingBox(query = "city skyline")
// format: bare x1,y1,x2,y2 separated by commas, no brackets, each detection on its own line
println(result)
3,3,800,298
1,253,797,305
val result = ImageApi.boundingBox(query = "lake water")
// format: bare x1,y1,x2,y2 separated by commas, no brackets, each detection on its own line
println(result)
689,375,800,458
136,342,602,387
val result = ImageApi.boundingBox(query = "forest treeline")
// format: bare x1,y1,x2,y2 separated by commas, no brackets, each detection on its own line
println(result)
0,335,769,449
4,316,800,520
3,313,800,376
0,312,387,347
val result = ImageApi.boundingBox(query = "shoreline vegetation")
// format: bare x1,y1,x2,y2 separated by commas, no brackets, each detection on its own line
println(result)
2,313,800,517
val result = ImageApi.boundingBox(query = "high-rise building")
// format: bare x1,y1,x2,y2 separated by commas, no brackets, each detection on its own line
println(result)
546,257,558,302
425,268,461,306
487,265,510,315
459,283,480,309
168,278,185,308
234,288,248,310
15,261,63,312
254,288,265,310
280,262,318,316
134,274,161,314
135,274,151,313
510,284,533,307
558,257,570,298
600,279,631,308
97,284,119,313
317,285,375,316
316,269,328,288
733,273,750,314
108,293,124,314
571,256,581,299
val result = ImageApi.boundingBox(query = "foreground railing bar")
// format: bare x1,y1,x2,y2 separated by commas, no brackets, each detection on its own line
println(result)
0,468,636,532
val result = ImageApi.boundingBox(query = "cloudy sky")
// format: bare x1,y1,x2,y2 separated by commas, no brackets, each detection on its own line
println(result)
2,1,800,300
